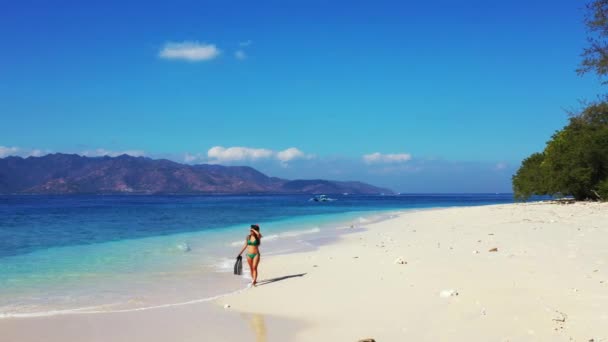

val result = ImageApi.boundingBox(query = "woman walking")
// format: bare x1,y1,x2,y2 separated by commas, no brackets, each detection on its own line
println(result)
237,224,262,286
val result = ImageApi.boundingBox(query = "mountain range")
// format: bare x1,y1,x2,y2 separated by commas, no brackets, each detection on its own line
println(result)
0,153,392,195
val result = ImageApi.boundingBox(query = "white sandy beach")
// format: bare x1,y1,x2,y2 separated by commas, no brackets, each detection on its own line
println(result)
3,202,608,341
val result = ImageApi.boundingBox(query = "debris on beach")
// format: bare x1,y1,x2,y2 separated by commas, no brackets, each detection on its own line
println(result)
394,257,407,265
488,247,499,252
358,339,376,342
223,304,231,309
439,289,459,298
552,309,568,331
472,250,480,254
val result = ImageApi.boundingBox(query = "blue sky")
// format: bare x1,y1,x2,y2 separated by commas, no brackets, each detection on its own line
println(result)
0,0,603,192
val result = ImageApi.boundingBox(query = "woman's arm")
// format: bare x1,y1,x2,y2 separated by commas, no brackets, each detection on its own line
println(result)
237,239,247,257
250,229,262,238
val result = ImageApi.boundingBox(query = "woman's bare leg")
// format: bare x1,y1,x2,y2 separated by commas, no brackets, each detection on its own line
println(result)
246,256,254,284
252,254,261,285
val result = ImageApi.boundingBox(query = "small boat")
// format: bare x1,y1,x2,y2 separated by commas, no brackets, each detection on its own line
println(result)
309,194,336,202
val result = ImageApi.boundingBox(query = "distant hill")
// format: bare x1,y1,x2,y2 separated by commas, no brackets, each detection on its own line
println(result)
0,153,392,195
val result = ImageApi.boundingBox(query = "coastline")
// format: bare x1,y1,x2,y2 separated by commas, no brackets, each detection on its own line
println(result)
2,201,607,341
0,208,403,319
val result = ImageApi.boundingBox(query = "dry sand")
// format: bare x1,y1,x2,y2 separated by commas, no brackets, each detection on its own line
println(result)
2,202,607,341
221,202,608,341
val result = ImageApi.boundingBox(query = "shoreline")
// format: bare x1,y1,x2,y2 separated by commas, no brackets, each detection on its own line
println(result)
0,208,405,319
3,201,607,341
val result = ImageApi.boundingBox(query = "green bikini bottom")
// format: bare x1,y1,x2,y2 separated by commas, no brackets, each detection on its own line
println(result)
246,253,259,259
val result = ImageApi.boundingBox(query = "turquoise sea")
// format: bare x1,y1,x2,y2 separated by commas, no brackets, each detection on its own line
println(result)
0,194,526,317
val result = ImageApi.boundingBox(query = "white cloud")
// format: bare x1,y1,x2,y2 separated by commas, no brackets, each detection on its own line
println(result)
363,152,412,164
208,146,274,163
0,146,20,157
204,146,311,165
235,50,247,60
184,153,200,163
0,146,52,158
159,41,220,61
81,149,146,157
30,149,44,157
1,147,145,159
276,147,305,162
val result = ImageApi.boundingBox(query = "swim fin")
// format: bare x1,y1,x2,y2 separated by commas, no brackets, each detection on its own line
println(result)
234,255,243,275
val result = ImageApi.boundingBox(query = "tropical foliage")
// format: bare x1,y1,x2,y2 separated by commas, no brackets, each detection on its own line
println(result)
513,103,608,200
579,0,608,81
513,0,608,201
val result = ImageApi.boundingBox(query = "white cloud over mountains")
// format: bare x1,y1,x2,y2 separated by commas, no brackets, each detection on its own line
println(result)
0,146,146,159
183,146,311,165
363,152,412,164
159,41,220,61
207,146,310,165
81,149,146,157
276,147,306,163
208,146,274,162
183,153,201,163
0,146,20,158
0,146,46,158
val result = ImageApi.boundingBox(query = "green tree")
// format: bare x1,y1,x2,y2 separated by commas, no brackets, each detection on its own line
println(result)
579,0,608,81
512,153,547,201
513,1,608,201
513,103,608,200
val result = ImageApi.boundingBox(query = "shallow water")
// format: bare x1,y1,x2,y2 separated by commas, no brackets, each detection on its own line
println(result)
0,194,523,317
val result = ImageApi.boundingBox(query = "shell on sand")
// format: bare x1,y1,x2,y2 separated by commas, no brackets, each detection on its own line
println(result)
394,257,407,264
439,289,459,298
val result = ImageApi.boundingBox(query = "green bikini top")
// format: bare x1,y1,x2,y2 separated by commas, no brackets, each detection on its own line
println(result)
247,238,259,246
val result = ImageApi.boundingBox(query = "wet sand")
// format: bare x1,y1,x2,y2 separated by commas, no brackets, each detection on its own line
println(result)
1,297,303,342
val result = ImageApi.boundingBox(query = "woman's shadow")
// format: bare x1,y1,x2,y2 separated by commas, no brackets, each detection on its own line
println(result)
255,273,306,287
